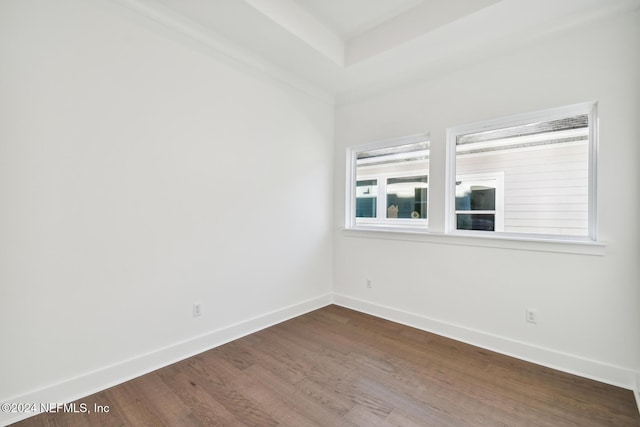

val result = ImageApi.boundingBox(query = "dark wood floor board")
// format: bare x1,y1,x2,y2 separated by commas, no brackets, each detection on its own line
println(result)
294,377,356,417
253,327,326,374
129,371,198,426
272,313,367,358
155,363,242,425
227,336,308,387
336,337,514,419
487,360,636,416
273,310,473,398
181,355,279,427
244,323,384,425
333,376,394,419
385,408,440,427
358,323,492,374
201,354,320,427
211,334,350,427
284,325,513,426
278,342,395,420
209,340,258,372
257,323,363,382
243,364,358,427
200,350,326,427
482,360,640,426
348,363,507,425
367,357,562,426
10,305,640,426
344,403,396,426
482,346,633,413
311,309,491,377
103,380,167,426
355,373,473,425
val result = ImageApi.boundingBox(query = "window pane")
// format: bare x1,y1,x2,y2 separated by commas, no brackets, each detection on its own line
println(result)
456,179,496,211
356,179,377,218
457,214,495,231
387,176,428,219
455,113,591,236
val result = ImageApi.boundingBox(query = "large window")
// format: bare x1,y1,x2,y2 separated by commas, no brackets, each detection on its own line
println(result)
347,135,429,229
447,102,597,240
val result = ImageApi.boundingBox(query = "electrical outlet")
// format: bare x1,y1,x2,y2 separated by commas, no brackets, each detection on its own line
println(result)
366,279,372,289
525,308,537,324
193,303,202,318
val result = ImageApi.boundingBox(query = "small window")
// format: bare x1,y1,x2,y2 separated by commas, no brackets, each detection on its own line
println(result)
455,172,504,232
447,102,597,240
347,135,429,230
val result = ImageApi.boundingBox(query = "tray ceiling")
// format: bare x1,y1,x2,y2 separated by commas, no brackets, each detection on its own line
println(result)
117,0,640,102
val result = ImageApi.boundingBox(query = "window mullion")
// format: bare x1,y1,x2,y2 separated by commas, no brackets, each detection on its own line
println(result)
378,178,387,220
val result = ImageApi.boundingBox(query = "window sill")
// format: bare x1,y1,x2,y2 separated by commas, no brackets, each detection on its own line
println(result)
342,227,607,256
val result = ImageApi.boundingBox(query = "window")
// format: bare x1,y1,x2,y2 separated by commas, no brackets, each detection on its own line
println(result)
455,172,504,232
447,102,597,240
347,135,429,229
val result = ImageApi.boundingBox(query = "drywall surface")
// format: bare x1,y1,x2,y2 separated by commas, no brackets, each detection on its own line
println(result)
0,0,333,417
334,10,640,388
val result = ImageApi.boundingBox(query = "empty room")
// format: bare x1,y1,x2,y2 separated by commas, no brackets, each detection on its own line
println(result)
1,0,639,425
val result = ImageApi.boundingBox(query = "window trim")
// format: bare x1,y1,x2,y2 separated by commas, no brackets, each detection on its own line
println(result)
346,133,430,231
342,227,606,256
445,101,598,242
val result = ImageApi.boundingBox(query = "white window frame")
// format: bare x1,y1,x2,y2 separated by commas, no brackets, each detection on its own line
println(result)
445,101,598,241
346,133,430,231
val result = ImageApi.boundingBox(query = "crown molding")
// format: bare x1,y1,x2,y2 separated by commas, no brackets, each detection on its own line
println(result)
110,0,335,105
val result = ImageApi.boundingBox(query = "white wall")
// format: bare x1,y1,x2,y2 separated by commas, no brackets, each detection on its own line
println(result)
0,0,333,419
334,10,640,388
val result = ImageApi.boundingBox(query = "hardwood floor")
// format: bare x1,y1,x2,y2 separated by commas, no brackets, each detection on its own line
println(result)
12,305,640,426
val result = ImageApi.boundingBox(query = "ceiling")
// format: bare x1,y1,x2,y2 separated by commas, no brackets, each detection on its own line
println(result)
293,0,425,40
120,0,640,103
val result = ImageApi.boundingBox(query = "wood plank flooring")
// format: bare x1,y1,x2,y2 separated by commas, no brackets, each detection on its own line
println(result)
11,305,640,426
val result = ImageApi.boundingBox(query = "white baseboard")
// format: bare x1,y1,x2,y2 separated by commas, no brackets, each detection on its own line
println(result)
1,293,332,426
635,373,640,415
333,293,639,392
